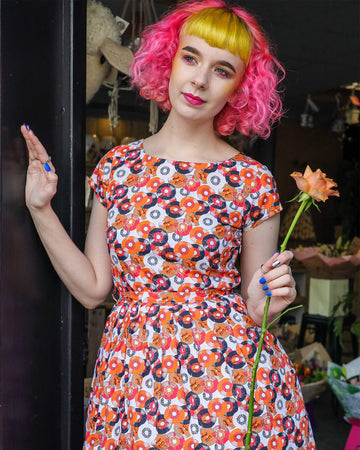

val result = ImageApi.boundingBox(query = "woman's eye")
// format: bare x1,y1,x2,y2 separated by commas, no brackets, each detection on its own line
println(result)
183,55,196,64
216,67,231,78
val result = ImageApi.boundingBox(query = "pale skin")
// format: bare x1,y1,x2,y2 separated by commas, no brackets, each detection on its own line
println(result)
21,34,296,325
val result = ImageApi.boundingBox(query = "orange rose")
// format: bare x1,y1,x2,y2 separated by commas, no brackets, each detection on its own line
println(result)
291,165,339,202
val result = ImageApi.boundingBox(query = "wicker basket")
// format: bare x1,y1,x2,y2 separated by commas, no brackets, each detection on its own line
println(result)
301,379,327,404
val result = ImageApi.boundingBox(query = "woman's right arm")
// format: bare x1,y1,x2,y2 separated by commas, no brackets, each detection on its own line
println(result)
21,125,113,309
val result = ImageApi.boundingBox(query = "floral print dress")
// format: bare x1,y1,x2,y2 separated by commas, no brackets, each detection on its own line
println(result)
84,140,315,450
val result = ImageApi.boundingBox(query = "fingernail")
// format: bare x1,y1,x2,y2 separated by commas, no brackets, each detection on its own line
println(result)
262,284,269,291
272,250,280,256
272,259,281,268
259,277,266,285
25,124,30,130
44,162,51,172
266,291,272,296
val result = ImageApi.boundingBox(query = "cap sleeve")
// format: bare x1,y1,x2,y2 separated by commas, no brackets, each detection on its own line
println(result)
242,164,282,231
88,154,112,208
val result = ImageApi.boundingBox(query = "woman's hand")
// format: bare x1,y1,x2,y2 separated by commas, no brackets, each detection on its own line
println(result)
21,124,58,211
245,250,297,325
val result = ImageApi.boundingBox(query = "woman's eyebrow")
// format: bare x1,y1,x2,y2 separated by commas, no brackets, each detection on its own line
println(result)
181,45,236,73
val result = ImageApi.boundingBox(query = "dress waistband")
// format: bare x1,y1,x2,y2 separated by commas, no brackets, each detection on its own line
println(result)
113,288,235,304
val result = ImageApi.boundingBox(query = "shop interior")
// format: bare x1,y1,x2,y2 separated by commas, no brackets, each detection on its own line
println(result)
84,1,360,448
0,0,359,449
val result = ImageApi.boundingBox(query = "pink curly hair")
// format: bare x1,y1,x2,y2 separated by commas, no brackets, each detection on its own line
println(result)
130,0,285,138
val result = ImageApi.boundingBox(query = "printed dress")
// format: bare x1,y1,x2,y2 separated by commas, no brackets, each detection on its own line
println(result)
85,140,315,450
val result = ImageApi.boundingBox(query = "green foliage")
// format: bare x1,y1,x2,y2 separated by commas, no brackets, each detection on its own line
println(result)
350,321,360,344
330,291,359,349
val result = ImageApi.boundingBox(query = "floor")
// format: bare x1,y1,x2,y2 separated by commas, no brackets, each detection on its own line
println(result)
310,387,352,449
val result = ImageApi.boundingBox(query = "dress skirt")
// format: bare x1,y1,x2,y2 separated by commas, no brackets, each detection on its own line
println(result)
84,291,315,450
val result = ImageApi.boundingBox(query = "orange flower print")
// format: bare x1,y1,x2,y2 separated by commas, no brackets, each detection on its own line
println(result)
203,376,218,394
122,236,141,254
135,390,149,408
180,197,198,213
257,367,271,385
135,172,150,187
146,177,162,191
213,426,229,445
163,216,177,232
175,221,193,236
291,165,339,202
130,192,148,207
189,226,206,243
85,141,314,449
273,414,284,432
208,398,227,417
285,371,296,389
104,438,118,450
259,192,275,209
133,442,148,450
128,356,145,375
254,386,273,405
185,177,200,192
197,185,214,201
229,428,246,447
198,349,216,367
171,173,186,187
218,378,233,396
126,173,138,186
221,184,236,200
267,434,288,450
167,433,185,450
162,381,179,400
164,405,186,424
190,377,204,394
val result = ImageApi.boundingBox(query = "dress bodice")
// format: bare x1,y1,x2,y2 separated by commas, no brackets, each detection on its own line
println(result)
89,140,281,301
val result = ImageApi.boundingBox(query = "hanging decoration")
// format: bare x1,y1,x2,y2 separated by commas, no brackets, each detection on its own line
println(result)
121,0,159,134
345,83,360,125
331,93,346,133
86,0,133,130
300,95,319,128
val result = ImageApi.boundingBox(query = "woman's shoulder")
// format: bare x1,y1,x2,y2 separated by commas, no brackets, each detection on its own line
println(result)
102,139,144,162
232,152,274,176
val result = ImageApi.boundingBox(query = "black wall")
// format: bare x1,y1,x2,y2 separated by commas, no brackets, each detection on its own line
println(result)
0,1,86,448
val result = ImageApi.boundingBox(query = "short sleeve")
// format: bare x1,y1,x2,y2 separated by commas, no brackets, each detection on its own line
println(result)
242,164,282,232
88,154,112,208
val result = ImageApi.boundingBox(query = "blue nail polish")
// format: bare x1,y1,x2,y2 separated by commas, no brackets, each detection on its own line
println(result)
44,162,51,172
266,291,272,296
25,124,30,130
272,250,280,256
259,277,266,285
262,284,269,291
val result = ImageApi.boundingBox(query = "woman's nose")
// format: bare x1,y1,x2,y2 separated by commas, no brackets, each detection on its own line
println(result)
191,68,209,89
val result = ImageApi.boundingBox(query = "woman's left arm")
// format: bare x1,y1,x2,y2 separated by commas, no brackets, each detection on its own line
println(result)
240,214,297,326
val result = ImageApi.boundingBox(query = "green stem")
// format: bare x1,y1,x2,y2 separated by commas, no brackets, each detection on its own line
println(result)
245,296,271,448
280,199,309,253
266,304,303,331
245,197,311,450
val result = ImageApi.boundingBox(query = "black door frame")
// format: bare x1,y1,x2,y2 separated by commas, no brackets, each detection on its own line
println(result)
0,1,86,448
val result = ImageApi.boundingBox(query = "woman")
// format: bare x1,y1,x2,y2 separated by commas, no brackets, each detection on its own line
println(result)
21,0,315,448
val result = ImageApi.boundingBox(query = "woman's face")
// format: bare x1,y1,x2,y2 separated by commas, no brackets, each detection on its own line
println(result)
168,34,245,124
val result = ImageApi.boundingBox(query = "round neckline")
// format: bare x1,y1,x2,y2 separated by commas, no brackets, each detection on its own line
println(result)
139,139,242,166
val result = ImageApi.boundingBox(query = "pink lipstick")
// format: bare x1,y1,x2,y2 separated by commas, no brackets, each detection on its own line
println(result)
183,93,205,105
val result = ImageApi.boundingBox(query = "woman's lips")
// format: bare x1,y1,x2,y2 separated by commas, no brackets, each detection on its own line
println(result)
183,93,205,105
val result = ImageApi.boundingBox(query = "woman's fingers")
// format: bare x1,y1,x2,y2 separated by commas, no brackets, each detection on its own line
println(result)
21,124,51,166
259,250,295,298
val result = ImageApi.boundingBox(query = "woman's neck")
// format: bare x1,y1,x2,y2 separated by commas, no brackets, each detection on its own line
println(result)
143,111,237,163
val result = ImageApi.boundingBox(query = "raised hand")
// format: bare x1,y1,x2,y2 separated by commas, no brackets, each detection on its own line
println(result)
21,124,58,211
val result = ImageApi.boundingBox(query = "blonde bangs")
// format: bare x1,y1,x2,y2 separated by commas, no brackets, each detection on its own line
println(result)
182,8,252,65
